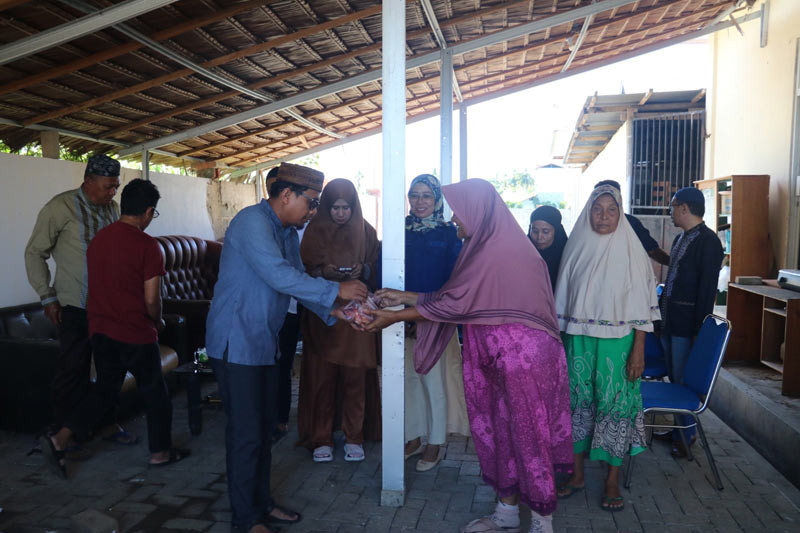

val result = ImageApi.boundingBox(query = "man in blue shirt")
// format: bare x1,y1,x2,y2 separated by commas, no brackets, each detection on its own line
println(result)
206,163,367,533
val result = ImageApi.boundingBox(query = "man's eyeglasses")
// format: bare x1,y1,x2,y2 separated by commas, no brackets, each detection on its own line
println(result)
300,192,320,210
152,208,160,218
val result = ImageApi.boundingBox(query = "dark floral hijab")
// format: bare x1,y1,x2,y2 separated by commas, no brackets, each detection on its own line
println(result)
405,174,447,233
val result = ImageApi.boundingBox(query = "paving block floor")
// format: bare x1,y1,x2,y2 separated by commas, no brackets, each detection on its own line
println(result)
1,380,799,532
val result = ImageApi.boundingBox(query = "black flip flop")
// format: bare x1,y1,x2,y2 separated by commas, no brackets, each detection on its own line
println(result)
39,435,66,479
149,447,190,467
266,505,302,525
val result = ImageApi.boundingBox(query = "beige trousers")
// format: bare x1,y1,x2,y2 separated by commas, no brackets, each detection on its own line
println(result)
405,331,470,444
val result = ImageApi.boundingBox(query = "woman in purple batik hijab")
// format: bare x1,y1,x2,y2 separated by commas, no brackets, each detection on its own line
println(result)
365,179,573,533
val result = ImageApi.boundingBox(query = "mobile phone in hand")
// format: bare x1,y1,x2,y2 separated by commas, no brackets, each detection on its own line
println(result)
338,267,353,273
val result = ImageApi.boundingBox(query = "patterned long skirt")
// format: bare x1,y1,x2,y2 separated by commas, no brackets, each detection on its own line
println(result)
461,323,573,516
562,332,647,466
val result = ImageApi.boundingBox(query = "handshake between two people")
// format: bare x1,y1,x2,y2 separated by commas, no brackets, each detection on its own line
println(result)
330,281,418,333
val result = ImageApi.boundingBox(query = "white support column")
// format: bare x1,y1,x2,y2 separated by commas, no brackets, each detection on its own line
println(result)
459,105,468,182
142,150,150,180
380,0,406,507
256,170,264,202
440,49,454,219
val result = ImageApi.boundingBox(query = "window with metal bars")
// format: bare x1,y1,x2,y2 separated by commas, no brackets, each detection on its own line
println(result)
630,111,706,216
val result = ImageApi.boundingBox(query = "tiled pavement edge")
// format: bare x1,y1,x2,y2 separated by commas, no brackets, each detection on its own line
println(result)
1,381,799,532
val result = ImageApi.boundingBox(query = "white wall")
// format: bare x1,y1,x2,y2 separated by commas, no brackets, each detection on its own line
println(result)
0,152,256,307
579,122,629,211
708,0,800,268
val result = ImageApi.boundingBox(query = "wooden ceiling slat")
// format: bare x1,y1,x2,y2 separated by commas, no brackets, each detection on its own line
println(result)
81,0,545,138
230,5,720,166
0,0,272,98
166,0,693,157
22,3,384,127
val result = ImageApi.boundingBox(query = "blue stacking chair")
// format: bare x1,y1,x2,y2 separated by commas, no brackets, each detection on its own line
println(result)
625,314,732,490
643,284,668,380
643,332,668,380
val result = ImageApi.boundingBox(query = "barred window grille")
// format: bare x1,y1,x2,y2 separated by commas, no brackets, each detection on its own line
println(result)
630,111,705,215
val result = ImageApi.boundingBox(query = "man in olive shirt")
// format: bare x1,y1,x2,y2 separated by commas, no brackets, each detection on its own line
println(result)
25,154,121,432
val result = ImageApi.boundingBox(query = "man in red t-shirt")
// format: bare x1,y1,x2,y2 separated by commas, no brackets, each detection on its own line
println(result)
40,179,189,477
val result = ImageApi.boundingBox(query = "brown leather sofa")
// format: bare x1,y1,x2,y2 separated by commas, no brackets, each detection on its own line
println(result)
0,302,184,432
155,235,222,357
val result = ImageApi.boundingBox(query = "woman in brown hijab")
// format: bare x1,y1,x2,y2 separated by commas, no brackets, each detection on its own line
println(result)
297,178,381,463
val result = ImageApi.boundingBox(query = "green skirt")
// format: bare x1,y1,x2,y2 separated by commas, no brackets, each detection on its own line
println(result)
562,332,647,466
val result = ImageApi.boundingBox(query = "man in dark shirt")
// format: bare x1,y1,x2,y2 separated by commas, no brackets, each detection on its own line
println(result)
40,179,188,478
660,186,724,457
594,180,670,265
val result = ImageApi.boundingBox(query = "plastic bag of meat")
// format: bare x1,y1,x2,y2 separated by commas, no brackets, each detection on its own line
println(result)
341,292,384,327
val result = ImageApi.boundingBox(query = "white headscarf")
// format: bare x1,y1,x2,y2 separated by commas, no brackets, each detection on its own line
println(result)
554,185,660,338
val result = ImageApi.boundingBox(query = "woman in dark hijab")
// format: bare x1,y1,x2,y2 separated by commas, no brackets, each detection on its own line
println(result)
528,206,569,291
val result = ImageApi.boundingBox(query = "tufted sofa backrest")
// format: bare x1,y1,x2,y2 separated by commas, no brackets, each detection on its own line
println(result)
0,302,58,340
154,236,222,301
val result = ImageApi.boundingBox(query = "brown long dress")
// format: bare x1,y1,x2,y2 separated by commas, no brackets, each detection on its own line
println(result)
296,179,382,449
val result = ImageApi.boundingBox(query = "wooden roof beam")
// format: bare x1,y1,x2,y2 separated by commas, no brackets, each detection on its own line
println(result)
103,0,557,137
638,88,653,105
174,0,698,157
106,0,670,141
0,0,272,97
22,4,383,126
226,5,761,176
0,1,30,11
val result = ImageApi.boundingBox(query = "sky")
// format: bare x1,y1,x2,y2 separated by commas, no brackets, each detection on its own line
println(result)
300,37,712,193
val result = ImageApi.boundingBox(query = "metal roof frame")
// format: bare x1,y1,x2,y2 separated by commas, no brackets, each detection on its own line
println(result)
0,0,178,66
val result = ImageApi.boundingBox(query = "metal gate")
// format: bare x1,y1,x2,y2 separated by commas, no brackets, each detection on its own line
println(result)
630,111,706,215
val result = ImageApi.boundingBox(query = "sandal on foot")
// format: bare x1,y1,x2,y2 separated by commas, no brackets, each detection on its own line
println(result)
416,447,444,472
39,435,66,479
344,443,365,462
556,483,585,499
404,441,423,460
600,495,625,512
149,448,190,467
313,445,333,462
266,505,302,525
102,429,140,446
460,517,520,533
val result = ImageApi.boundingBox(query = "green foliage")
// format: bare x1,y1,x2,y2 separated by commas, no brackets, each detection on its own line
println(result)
490,169,536,208
294,153,321,169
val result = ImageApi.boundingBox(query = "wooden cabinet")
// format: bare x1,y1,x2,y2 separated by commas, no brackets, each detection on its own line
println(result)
727,283,800,397
694,175,770,280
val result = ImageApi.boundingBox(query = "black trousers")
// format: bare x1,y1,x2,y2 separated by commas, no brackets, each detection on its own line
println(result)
276,311,300,425
51,306,93,427
210,356,278,530
66,334,172,453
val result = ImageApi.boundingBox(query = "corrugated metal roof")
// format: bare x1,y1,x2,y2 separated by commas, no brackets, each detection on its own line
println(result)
564,88,706,167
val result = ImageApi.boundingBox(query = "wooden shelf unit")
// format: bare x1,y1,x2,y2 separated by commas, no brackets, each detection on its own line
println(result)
727,283,800,397
694,175,770,280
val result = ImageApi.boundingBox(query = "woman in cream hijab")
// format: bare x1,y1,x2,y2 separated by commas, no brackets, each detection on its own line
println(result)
554,184,660,512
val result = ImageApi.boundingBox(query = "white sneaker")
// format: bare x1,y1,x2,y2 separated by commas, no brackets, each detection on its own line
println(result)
529,512,553,533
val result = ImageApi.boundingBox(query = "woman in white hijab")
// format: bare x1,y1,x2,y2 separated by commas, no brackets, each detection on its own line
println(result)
553,184,660,512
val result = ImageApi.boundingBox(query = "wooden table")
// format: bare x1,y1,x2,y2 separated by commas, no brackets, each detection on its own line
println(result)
727,283,800,396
